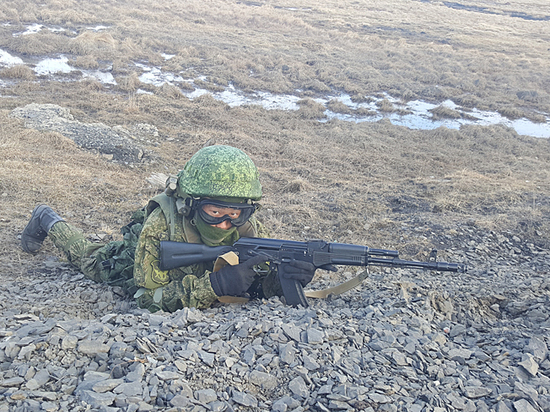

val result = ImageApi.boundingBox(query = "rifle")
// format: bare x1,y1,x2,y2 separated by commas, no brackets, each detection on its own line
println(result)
159,237,467,307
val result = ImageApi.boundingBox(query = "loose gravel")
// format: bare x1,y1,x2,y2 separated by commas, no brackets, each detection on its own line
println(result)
1,225,549,412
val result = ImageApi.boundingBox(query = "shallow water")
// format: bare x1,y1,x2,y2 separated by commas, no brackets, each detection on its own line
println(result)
178,85,550,138
1,43,549,138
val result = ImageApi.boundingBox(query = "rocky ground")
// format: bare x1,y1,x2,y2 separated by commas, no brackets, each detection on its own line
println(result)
1,1,550,411
1,221,549,412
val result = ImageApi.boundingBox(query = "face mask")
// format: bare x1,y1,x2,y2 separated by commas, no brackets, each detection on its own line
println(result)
193,215,240,246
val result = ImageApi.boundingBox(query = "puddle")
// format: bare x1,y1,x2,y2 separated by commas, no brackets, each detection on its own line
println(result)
13,23,67,37
11,23,102,37
136,63,184,87
0,50,117,85
208,88,549,137
86,25,110,32
176,83,550,137
184,84,301,111
83,70,116,85
323,100,550,138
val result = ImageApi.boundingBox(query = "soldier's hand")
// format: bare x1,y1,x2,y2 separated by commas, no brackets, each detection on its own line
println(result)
281,260,317,287
209,255,266,296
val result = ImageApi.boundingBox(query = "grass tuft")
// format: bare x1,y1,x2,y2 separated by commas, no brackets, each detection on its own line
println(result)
0,65,35,80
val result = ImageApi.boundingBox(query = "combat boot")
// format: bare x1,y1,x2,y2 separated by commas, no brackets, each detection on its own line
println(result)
21,205,65,253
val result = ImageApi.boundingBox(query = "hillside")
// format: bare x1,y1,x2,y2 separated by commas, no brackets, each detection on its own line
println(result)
0,1,549,411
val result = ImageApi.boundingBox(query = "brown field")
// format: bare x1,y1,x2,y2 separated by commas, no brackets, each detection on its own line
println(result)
0,0,549,276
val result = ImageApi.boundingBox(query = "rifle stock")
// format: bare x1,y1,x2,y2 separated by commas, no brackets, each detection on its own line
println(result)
159,242,233,271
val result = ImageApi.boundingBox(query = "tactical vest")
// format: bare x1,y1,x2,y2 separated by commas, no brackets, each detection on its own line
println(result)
98,193,257,295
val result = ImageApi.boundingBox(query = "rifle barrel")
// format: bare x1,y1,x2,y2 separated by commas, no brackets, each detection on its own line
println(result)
367,257,467,273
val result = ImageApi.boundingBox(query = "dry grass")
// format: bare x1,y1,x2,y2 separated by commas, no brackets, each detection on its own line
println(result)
0,0,548,275
297,98,326,119
0,111,148,274
0,64,35,80
0,0,547,115
326,99,352,115
0,112,144,219
430,105,463,120
73,55,100,70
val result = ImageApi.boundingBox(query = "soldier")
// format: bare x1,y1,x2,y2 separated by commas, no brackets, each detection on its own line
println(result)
20,145,317,312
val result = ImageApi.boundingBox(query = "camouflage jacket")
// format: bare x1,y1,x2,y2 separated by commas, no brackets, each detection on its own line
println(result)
133,195,275,312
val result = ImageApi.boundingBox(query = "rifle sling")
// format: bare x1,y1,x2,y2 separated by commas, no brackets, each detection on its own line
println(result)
214,269,369,305
217,296,250,304
305,269,369,299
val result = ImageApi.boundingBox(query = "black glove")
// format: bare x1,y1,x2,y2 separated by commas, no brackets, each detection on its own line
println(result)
281,260,317,287
209,255,266,296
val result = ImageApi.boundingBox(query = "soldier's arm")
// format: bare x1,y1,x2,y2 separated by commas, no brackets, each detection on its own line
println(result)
133,208,218,311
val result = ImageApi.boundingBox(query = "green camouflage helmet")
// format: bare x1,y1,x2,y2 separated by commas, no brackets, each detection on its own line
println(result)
177,145,262,200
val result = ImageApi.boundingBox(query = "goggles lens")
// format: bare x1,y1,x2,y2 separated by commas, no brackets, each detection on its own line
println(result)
196,199,257,227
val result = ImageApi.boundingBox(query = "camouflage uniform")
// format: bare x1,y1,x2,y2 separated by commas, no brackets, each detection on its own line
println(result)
47,210,143,291
48,222,112,283
133,202,274,312
47,204,277,313
29,145,281,313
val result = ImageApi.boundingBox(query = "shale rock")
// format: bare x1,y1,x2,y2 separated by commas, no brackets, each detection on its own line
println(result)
1,226,549,411
10,103,147,163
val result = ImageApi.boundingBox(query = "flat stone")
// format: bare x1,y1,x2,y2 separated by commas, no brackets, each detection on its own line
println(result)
126,363,146,382
11,103,144,163
303,354,320,370
25,369,50,390
199,350,215,367
209,401,226,412
328,400,352,409
463,386,492,399
61,335,78,350
79,390,117,408
518,354,539,377
92,379,124,393
279,343,295,364
282,324,302,342
289,376,309,398
306,328,324,344
448,348,472,363
249,370,277,390
170,394,191,408
78,340,110,355
526,337,548,362
195,389,217,403
156,370,181,381
369,393,392,404
513,399,538,412
17,343,36,360
232,390,258,407
390,350,409,366
0,377,24,387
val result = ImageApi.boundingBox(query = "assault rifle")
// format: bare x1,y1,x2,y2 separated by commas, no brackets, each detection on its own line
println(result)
159,237,467,307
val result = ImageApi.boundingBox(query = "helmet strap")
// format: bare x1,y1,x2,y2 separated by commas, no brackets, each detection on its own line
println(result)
176,197,195,217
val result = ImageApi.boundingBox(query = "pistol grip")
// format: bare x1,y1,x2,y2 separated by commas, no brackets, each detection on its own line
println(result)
277,263,309,307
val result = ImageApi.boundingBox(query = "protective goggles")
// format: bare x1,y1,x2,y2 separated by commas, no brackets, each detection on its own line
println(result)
195,199,258,227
